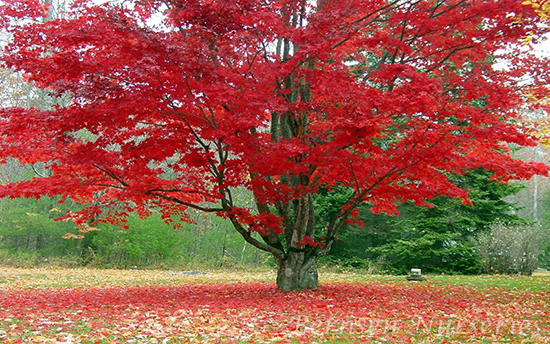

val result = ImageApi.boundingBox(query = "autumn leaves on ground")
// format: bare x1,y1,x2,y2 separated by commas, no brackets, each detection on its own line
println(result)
0,269,548,343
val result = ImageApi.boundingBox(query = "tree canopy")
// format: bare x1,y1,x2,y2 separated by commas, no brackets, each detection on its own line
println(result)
1,0,549,290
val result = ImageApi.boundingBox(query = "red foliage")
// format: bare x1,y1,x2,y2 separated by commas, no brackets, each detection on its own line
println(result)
0,282,548,342
0,0,549,279
297,235,324,248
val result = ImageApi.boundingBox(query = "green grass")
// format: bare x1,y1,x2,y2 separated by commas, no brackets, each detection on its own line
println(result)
1,266,549,290
426,273,550,291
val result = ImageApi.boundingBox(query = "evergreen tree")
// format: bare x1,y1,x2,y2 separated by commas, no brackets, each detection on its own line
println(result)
322,169,525,274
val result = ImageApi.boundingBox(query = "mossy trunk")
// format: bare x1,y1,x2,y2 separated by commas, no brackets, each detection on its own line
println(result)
276,250,318,291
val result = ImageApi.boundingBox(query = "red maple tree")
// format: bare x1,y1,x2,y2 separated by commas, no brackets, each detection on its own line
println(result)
1,0,549,290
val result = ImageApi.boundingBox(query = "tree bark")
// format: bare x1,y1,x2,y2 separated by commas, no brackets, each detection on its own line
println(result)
276,249,318,291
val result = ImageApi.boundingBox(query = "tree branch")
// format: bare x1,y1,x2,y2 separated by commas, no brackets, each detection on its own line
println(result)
228,214,286,261
149,192,224,212
92,164,129,187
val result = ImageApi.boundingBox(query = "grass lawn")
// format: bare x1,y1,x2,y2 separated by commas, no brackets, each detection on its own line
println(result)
0,267,548,343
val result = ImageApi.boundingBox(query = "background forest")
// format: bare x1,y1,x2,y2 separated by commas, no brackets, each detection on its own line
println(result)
1,163,549,275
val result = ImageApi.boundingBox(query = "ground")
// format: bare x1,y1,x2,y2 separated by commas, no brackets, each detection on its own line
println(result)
0,268,549,343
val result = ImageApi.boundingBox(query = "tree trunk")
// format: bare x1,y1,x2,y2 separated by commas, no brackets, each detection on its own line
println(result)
276,250,318,291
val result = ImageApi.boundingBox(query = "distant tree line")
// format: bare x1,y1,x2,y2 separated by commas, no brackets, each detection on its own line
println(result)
1,168,548,274
0,195,269,269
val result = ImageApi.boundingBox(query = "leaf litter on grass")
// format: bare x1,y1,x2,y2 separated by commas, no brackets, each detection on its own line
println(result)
0,268,548,343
